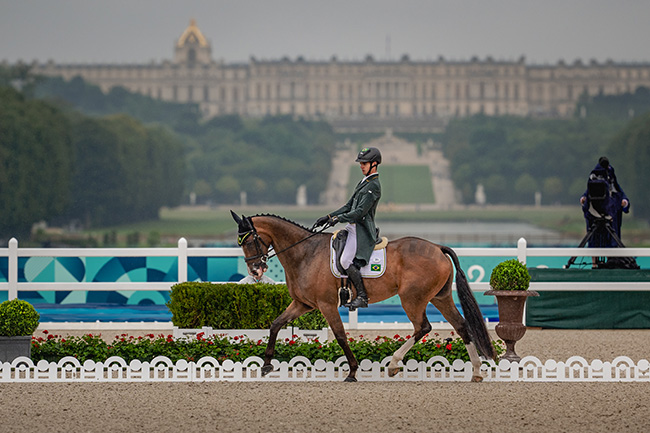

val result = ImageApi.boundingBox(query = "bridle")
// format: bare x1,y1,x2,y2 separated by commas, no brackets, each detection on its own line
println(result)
237,216,332,266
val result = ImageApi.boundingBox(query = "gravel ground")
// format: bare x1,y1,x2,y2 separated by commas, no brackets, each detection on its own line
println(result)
1,327,649,432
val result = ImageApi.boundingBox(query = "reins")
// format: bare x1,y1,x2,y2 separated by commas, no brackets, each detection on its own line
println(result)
239,218,332,264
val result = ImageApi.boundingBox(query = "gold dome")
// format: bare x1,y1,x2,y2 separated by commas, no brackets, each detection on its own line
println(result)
176,19,208,48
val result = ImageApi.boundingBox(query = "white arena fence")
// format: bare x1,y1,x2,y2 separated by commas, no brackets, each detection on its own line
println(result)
2,237,650,327
1,355,649,383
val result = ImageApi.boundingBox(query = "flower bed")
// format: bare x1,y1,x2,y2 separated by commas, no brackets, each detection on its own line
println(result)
31,330,505,364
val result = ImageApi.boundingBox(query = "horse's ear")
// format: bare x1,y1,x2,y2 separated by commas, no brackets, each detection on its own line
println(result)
230,210,242,225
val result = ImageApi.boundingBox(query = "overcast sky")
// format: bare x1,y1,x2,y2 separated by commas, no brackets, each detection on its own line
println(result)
2,0,650,65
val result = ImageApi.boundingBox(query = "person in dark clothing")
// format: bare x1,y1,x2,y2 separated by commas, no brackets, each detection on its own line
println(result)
580,156,630,248
314,147,382,310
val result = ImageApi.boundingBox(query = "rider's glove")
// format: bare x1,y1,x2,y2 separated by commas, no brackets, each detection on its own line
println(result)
328,215,339,225
314,215,330,227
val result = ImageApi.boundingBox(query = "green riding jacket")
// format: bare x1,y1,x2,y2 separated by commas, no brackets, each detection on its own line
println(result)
330,172,381,266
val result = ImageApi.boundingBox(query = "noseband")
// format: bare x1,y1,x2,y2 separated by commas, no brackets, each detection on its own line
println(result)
237,220,270,266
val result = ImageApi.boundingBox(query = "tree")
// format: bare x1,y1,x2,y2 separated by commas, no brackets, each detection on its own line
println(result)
0,87,73,239
605,112,650,220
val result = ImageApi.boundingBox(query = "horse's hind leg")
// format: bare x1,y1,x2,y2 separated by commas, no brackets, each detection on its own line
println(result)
262,300,311,376
387,296,432,377
430,293,484,382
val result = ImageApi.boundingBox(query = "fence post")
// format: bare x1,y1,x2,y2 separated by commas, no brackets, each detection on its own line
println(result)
517,237,527,265
8,238,18,300
178,237,188,283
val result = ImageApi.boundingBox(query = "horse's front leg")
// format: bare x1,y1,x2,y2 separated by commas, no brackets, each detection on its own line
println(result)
262,300,311,376
319,304,359,382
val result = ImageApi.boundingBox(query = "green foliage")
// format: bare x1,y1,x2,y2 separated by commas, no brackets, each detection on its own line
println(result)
442,114,627,205
604,112,650,221
0,86,73,238
34,75,337,206
31,330,505,364
167,282,327,330
489,259,531,291
67,114,185,227
0,299,40,336
578,86,650,120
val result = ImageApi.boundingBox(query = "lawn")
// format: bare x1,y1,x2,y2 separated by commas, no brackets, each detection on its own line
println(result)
348,165,435,204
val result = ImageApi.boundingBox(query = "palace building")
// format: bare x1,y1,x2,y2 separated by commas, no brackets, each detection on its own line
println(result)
31,20,650,132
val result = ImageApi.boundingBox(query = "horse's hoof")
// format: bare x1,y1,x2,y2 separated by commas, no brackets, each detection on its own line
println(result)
344,376,358,383
387,367,400,377
261,365,274,376
471,375,484,383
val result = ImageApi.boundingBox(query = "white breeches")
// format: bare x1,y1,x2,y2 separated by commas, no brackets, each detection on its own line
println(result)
340,223,357,270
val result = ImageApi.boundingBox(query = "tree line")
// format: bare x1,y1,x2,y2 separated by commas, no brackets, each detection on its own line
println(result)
440,86,650,220
0,75,185,240
32,74,337,206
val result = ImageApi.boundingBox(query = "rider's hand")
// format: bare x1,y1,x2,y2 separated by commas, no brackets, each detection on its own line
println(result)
328,215,339,225
314,215,330,227
622,199,629,208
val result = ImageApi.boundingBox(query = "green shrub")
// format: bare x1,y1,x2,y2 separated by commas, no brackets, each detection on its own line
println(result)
0,299,40,336
489,259,531,291
167,282,327,330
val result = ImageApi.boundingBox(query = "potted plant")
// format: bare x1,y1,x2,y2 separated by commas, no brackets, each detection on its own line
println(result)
485,259,539,362
0,299,40,362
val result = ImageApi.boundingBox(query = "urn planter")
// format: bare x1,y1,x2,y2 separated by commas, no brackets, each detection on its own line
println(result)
0,335,33,362
485,290,539,362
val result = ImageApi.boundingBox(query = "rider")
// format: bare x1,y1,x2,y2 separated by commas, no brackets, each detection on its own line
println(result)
314,147,382,310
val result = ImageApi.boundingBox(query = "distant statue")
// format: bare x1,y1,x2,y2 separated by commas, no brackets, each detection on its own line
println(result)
475,184,486,205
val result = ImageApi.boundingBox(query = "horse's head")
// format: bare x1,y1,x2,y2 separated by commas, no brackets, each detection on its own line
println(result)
231,210,271,278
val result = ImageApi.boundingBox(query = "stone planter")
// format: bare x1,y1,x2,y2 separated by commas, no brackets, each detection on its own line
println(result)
485,290,539,362
0,335,32,362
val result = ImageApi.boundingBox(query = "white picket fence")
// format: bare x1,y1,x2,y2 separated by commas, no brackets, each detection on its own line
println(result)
1,355,649,383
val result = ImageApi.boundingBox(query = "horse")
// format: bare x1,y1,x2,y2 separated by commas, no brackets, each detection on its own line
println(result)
230,211,497,382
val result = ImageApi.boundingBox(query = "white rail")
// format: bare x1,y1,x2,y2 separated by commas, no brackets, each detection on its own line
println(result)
2,237,649,301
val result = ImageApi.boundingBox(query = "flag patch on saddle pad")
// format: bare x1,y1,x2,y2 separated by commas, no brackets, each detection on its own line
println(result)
371,263,381,272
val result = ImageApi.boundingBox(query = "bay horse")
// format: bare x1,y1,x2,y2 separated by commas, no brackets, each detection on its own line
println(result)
231,211,497,382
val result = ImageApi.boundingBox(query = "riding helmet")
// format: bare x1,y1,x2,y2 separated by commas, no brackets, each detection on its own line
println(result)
355,147,382,164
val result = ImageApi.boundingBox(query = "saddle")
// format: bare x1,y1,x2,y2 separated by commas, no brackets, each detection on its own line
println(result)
330,229,388,277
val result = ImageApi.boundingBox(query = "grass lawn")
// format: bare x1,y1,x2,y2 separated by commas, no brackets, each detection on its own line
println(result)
73,204,650,247
348,165,434,204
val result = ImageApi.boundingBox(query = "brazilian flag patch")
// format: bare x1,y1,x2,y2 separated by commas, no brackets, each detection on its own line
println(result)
371,264,381,272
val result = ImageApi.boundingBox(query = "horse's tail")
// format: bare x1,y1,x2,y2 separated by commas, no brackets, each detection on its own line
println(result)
441,245,497,361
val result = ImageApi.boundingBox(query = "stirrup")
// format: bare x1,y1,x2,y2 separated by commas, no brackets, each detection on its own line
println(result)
345,295,368,311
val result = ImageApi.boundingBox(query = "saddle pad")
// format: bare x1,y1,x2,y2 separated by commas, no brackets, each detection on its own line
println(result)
329,237,387,279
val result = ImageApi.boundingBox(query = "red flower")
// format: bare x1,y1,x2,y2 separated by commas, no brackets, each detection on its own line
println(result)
234,336,239,341
393,334,401,339
436,344,441,348
42,330,49,335
289,340,296,345
446,343,452,351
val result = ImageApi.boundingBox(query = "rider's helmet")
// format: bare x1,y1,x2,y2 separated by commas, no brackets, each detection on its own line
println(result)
355,147,382,165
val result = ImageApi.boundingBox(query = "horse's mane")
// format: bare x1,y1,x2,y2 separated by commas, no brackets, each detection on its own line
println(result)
250,213,315,233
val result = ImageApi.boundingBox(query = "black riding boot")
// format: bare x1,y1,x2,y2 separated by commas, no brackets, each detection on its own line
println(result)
345,264,368,311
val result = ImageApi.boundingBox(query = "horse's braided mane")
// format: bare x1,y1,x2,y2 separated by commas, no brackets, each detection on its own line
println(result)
250,213,315,233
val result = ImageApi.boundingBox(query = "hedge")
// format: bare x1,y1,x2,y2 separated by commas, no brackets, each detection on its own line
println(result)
167,282,327,330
